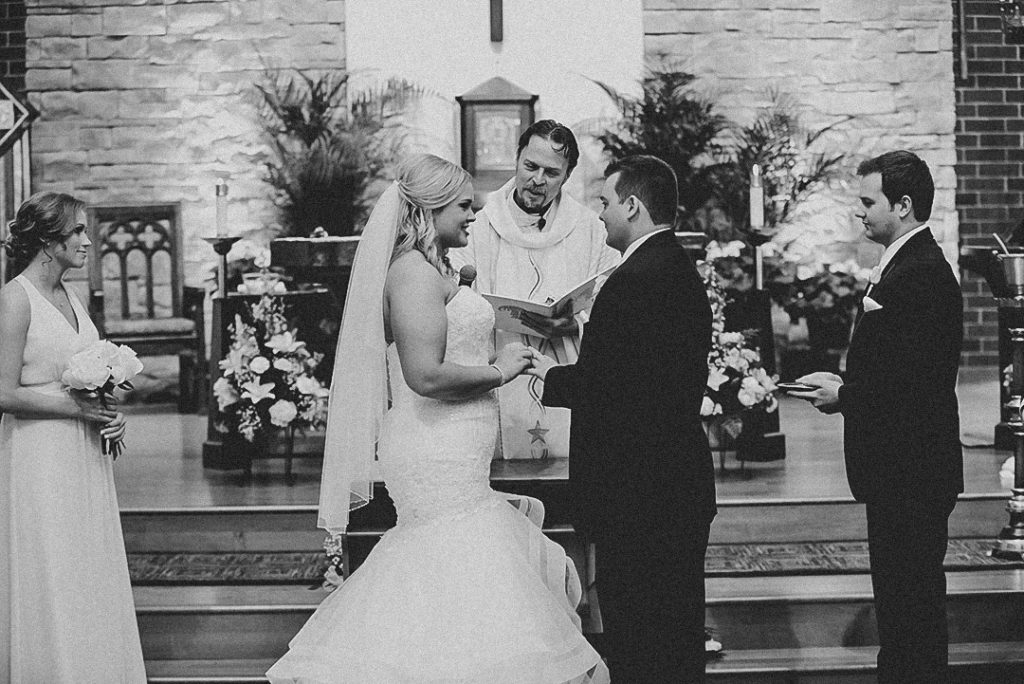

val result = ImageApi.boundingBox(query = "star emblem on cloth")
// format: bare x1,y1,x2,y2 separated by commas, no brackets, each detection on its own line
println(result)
527,421,549,444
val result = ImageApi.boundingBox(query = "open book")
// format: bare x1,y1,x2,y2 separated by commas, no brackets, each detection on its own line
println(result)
482,266,616,337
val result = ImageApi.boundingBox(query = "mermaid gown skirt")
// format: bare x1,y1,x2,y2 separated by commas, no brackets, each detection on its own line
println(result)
267,288,607,683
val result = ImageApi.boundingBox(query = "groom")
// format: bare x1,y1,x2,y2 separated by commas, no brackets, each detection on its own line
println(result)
528,155,715,682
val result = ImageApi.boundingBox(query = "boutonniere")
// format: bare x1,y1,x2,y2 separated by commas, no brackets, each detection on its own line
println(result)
862,295,883,312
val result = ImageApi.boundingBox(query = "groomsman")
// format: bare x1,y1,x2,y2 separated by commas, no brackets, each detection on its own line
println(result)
793,150,963,683
528,155,715,682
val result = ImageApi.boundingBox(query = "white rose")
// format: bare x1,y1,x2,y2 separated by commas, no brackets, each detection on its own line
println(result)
249,356,271,374
295,375,329,397
738,376,767,407
269,399,298,427
718,332,744,346
62,347,111,390
213,376,239,410
109,344,144,384
273,358,295,373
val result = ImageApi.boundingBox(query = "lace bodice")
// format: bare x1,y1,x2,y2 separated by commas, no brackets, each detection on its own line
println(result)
379,287,501,527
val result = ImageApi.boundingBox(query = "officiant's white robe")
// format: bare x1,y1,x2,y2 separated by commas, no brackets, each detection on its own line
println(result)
449,179,619,460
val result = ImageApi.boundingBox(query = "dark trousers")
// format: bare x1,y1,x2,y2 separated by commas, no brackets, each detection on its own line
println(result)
865,496,958,684
594,519,712,684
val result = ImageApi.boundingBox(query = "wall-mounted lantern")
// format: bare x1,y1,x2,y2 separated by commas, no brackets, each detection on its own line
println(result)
1001,0,1024,43
456,77,538,207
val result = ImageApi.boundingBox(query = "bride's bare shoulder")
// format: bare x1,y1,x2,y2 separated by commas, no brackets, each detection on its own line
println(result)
386,251,449,298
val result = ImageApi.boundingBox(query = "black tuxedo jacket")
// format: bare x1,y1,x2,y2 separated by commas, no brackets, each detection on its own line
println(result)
542,230,716,537
839,228,963,504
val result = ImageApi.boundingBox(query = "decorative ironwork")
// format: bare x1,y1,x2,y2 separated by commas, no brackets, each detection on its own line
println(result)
0,79,37,158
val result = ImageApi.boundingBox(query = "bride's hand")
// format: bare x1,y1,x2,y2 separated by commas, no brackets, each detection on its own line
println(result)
524,349,557,381
493,342,534,382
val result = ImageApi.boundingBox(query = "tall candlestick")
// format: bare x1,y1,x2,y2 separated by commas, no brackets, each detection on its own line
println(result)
215,178,229,237
749,163,764,230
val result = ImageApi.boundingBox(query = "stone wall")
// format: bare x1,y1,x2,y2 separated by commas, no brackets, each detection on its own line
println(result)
25,0,960,290
953,0,1022,369
643,0,959,268
25,0,346,287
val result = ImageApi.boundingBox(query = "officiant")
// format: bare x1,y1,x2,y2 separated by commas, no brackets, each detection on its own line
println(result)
449,120,619,460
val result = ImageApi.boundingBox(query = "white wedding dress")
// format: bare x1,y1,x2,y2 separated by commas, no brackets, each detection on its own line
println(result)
0,275,146,683
268,288,608,683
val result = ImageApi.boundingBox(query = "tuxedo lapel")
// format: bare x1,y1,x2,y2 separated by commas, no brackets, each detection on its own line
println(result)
855,228,935,332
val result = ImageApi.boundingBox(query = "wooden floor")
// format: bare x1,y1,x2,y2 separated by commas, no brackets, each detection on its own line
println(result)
115,372,1011,510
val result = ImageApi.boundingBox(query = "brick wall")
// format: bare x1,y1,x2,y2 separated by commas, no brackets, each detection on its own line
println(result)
25,0,346,285
1,0,26,96
953,0,1023,368
643,0,959,269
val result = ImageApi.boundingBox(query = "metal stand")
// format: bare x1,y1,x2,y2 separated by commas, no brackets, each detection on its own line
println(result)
995,325,1024,560
202,236,241,298
994,252,1024,560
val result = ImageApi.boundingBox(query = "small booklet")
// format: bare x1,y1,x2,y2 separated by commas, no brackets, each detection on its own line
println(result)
482,266,616,337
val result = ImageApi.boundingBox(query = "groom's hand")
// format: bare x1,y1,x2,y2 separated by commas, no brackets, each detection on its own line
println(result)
524,349,558,381
792,371,843,414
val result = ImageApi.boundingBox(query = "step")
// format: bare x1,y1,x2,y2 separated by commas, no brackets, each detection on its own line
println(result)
121,493,1010,553
143,643,1024,684
706,570,1024,650
135,585,323,661
135,581,601,662
706,642,1024,683
146,659,275,684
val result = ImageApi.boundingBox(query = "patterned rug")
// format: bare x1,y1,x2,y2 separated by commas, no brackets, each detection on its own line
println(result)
704,539,1024,577
128,539,1024,585
129,552,329,585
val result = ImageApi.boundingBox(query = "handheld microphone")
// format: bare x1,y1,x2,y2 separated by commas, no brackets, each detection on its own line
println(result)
458,265,477,288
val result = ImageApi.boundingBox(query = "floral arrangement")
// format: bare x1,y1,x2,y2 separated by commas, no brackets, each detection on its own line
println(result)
775,259,869,350
61,339,145,458
213,295,330,442
698,259,778,436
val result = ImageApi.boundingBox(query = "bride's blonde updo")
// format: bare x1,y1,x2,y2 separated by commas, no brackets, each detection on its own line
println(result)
392,153,471,275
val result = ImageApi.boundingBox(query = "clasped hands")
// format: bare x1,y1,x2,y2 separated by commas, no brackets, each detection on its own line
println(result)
491,343,559,384
71,389,128,451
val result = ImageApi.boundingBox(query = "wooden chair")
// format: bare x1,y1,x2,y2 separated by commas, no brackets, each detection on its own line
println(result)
87,203,205,412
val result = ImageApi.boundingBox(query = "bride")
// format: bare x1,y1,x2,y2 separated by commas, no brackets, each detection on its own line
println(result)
267,154,608,683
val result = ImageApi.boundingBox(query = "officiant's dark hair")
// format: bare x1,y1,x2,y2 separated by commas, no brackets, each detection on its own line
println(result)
605,155,678,227
516,119,579,174
857,150,934,222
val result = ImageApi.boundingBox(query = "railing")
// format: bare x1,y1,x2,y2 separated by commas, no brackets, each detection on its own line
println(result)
0,134,31,284
0,78,36,284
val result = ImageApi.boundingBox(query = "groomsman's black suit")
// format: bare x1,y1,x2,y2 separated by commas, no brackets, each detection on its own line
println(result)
839,227,963,683
541,230,715,682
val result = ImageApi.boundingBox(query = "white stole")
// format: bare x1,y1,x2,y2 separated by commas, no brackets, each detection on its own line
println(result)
449,179,619,459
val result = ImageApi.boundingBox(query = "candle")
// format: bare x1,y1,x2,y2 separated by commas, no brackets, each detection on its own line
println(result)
749,164,764,230
215,178,229,237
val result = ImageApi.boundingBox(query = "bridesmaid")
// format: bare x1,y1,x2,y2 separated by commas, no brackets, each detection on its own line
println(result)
0,192,145,682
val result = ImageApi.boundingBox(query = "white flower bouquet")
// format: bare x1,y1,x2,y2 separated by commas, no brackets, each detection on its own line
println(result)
214,295,329,443
698,260,778,437
61,340,144,458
